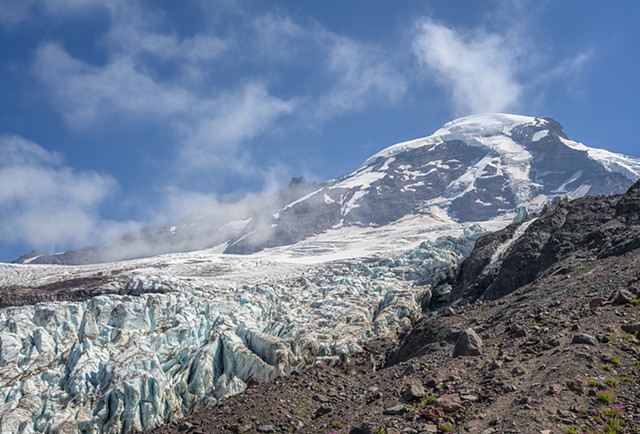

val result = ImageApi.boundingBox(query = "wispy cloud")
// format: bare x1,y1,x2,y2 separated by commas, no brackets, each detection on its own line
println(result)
0,0,103,29
177,81,295,171
413,19,523,115
250,13,408,122
412,8,594,117
0,135,137,252
32,2,405,181
314,35,407,121
33,42,194,127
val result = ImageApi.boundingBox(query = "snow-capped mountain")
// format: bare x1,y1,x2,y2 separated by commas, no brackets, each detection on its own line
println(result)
2,114,640,434
227,113,640,254
20,113,640,265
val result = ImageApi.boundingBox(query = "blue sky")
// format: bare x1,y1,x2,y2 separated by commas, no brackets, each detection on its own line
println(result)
0,0,638,262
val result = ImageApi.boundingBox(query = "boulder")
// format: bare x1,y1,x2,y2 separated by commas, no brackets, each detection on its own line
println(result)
452,328,483,357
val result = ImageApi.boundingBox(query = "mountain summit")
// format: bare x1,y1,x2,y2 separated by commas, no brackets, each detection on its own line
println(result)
20,114,640,264
226,113,640,254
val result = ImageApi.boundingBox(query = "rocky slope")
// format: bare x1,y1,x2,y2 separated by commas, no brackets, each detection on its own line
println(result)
147,181,640,434
452,177,640,302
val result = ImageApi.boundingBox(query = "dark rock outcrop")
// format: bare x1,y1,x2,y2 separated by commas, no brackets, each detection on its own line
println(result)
453,180,640,301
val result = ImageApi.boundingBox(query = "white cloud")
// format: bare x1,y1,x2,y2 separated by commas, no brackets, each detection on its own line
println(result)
314,35,408,121
26,1,406,229
0,1,30,29
413,20,523,115
177,81,295,170
251,13,307,60
0,0,103,29
103,2,229,63
0,135,137,251
34,42,194,127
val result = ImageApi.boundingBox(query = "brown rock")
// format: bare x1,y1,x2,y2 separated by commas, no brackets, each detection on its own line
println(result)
383,404,407,415
421,406,446,420
567,380,584,395
612,289,634,305
452,328,483,358
589,297,605,309
315,406,332,418
402,381,426,401
442,307,455,316
422,424,438,433
424,378,439,389
621,323,640,335
435,394,463,413
548,384,563,395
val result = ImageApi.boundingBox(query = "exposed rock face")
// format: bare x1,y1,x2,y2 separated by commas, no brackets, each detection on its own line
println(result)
453,180,640,301
0,229,481,433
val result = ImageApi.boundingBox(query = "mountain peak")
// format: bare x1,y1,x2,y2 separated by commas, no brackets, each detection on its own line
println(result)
20,114,640,263
437,113,539,133
364,113,544,165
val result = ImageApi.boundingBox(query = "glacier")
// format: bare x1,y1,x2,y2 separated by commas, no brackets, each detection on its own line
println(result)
0,227,483,434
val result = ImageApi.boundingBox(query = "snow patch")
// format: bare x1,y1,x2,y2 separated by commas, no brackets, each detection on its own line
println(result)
330,166,386,190
552,170,584,193
490,217,538,265
342,190,367,215
283,188,323,209
560,137,640,181
532,130,549,142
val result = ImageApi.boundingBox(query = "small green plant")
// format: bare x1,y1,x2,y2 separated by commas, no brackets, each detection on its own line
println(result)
606,377,619,388
601,405,623,418
611,357,621,366
438,422,455,432
597,390,615,404
330,420,342,430
603,417,624,434
635,360,640,367
419,395,438,408
631,297,640,306
565,427,580,434
603,364,614,372
622,376,635,383
587,378,599,387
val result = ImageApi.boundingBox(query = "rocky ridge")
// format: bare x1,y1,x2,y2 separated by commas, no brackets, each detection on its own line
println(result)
147,181,640,434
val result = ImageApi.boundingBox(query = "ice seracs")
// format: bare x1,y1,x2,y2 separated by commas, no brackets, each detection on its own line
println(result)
0,229,483,433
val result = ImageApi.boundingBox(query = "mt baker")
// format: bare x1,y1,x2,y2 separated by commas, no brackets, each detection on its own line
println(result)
1,113,639,434
21,113,640,265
